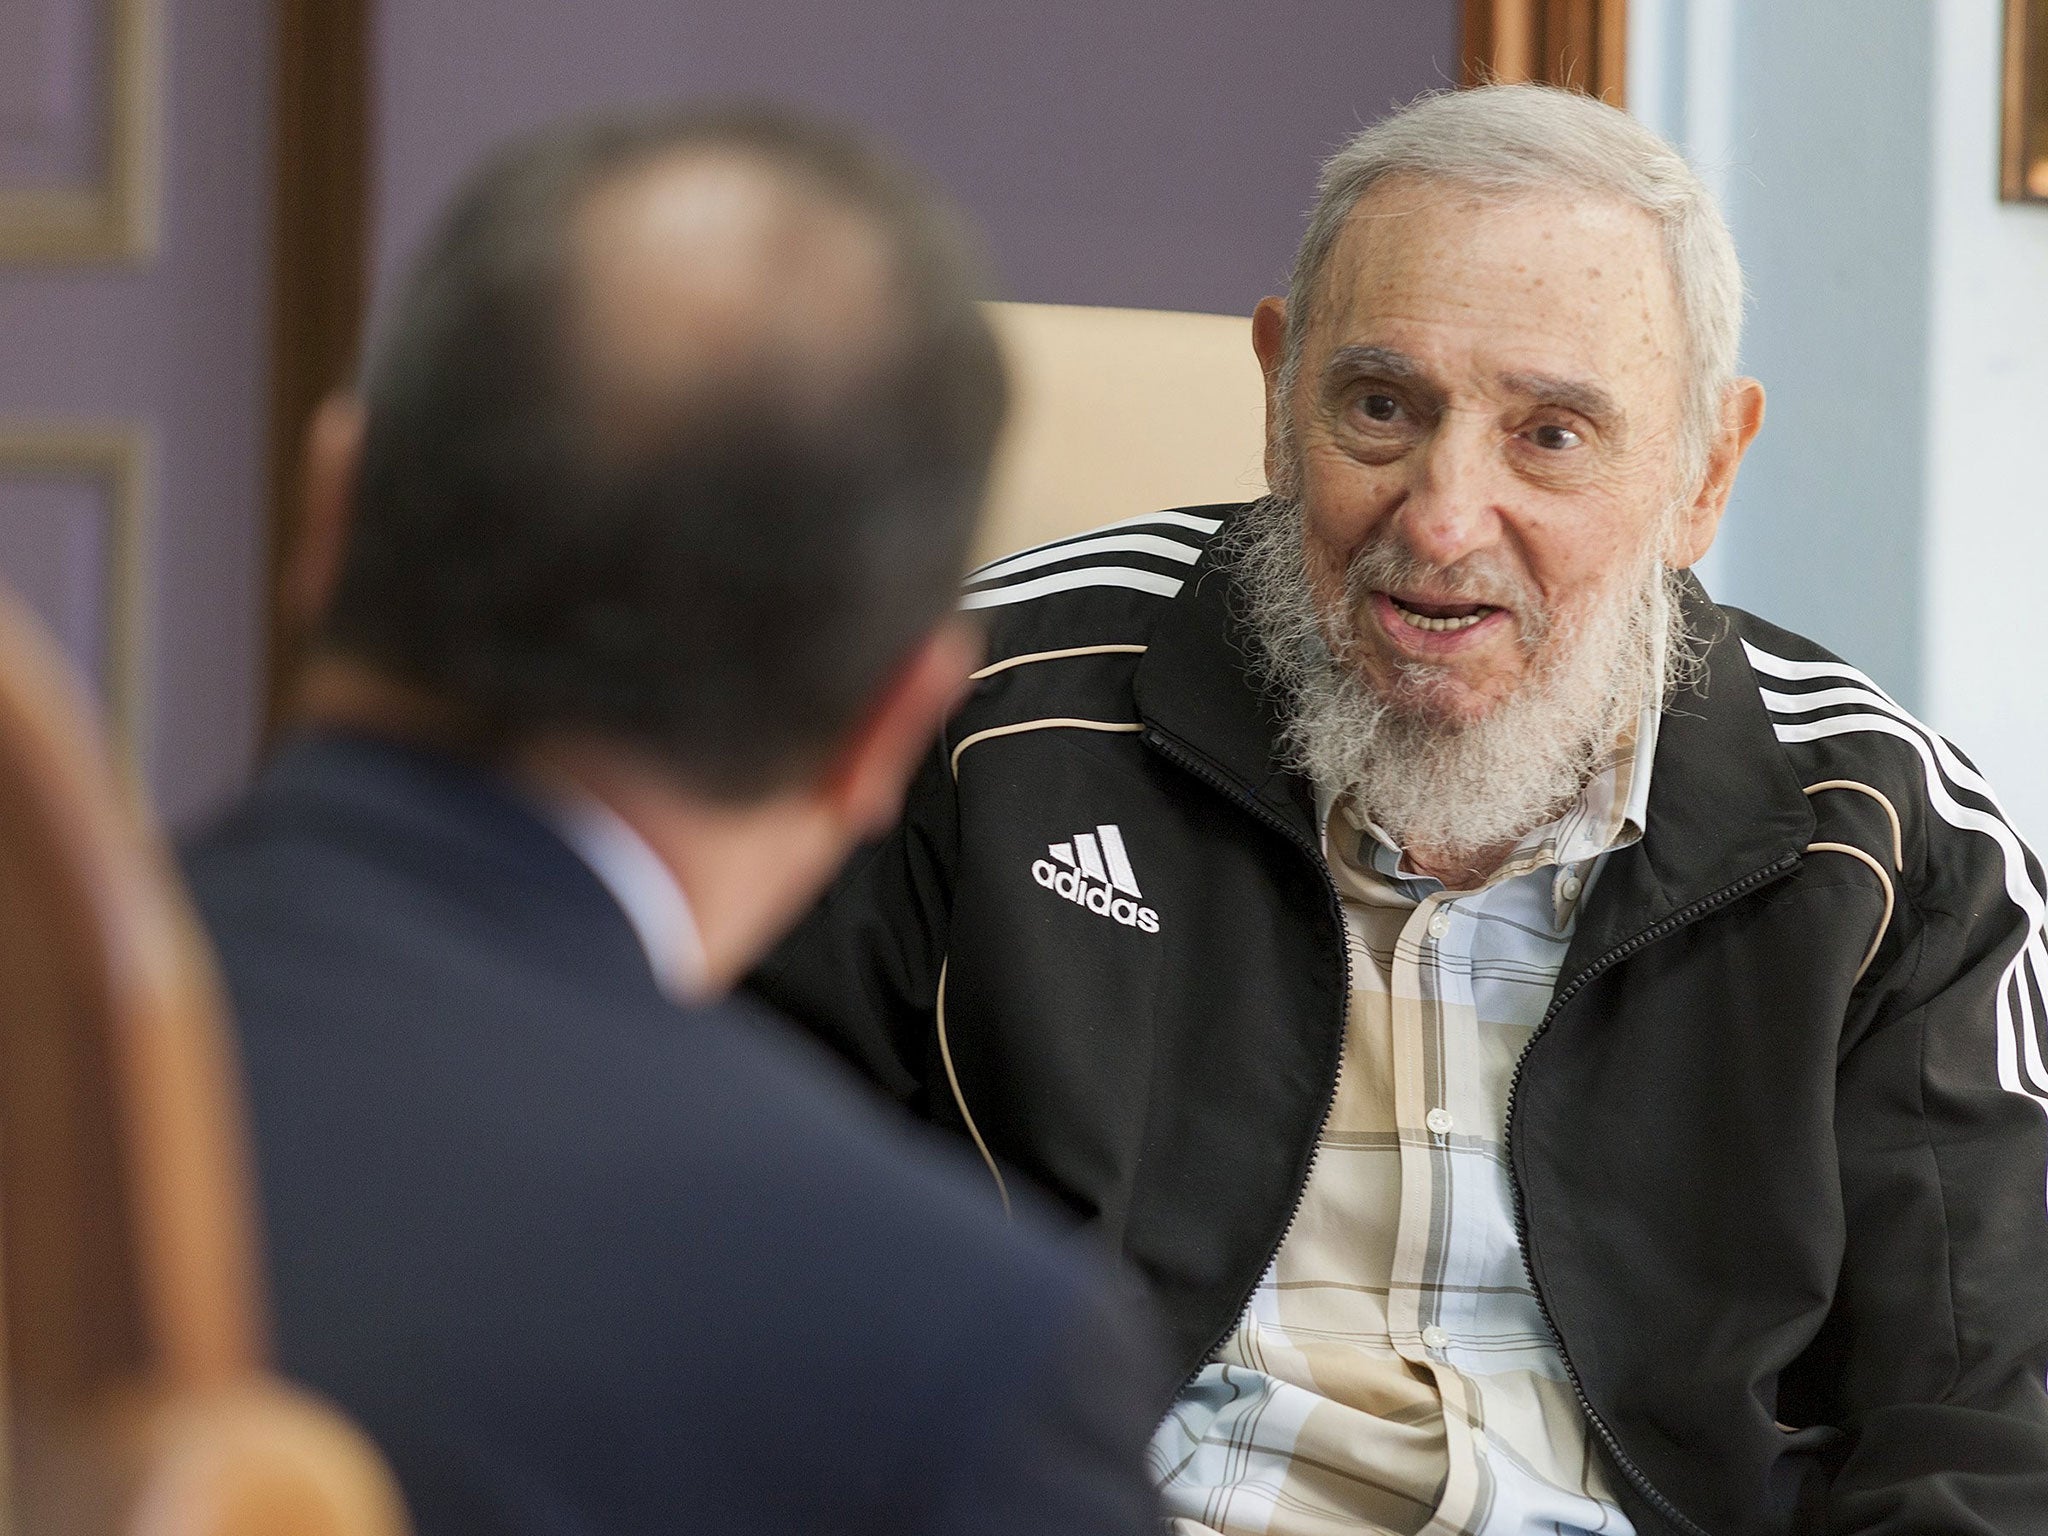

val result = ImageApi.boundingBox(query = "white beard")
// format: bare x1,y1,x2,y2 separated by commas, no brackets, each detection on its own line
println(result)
1229,495,1694,870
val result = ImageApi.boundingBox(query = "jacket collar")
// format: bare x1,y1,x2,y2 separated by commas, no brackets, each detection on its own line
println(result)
1131,515,1815,942
1133,534,1323,849
248,730,672,998
1562,581,1814,963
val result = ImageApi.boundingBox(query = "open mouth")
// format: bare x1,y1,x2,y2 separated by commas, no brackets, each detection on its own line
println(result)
1385,593,1501,634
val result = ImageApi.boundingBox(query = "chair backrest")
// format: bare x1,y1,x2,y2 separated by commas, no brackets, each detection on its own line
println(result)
976,300,1269,565
0,585,408,1536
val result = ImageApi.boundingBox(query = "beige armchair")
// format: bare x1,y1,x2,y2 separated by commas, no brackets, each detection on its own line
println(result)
976,301,1270,566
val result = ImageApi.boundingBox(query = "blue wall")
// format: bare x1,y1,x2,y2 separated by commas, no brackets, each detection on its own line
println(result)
1714,2,1936,708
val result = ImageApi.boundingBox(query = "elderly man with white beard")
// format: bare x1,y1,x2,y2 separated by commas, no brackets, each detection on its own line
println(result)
752,85,2048,1536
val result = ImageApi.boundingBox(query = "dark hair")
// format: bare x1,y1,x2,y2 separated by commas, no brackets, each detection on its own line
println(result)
324,105,1006,798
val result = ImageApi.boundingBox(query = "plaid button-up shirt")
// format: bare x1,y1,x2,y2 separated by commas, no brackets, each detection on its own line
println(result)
1151,702,1658,1536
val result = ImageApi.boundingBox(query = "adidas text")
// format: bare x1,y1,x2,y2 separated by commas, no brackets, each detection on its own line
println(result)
1031,824,1160,933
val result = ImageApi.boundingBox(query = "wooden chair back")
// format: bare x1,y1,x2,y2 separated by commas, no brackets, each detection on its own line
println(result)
0,585,407,1536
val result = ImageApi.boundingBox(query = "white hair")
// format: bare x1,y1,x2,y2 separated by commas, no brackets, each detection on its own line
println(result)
1281,84,1745,487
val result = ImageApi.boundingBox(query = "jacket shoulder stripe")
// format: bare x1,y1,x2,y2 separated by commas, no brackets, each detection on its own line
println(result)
1761,684,1905,720
1091,508,1227,536
1761,683,2020,820
1748,641,2048,1116
1744,642,1904,704
1748,642,2007,817
960,565,1184,610
949,716,1144,777
1772,710,2048,1107
1771,713,2041,921
965,510,1225,581
970,531,1205,588
969,643,1148,681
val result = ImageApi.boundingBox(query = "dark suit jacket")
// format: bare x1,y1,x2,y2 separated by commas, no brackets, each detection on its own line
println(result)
182,733,1163,1536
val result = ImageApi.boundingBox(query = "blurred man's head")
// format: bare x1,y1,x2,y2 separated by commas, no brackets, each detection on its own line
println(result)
317,104,1003,797
1238,85,1764,879
294,106,1005,982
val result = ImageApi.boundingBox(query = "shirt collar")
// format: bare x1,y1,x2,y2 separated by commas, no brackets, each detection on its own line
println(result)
526,787,708,1004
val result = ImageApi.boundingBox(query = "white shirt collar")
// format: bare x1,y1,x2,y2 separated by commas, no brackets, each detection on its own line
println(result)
528,788,708,1004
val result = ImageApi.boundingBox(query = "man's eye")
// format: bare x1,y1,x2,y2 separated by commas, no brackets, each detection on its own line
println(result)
1529,423,1583,451
1360,393,1402,424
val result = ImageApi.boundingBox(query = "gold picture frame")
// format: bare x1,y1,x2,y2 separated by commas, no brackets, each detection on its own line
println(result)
2006,0,2048,201
0,0,162,262
0,425,152,757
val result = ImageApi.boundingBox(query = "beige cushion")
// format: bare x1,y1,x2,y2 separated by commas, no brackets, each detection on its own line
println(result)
974,301,1270,566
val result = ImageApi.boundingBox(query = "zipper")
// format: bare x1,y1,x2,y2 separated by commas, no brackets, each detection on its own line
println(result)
1503,849,1801,1536
1142,728,1353,1387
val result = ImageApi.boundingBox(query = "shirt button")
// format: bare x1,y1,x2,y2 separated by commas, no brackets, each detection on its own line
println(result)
1421,1325,1450,1350
1560,874,1583,901
1427,909,1451,939
1426,1107,1454,1136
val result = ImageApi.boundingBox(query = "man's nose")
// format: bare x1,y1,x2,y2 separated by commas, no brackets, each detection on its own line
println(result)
1394,415,1505,568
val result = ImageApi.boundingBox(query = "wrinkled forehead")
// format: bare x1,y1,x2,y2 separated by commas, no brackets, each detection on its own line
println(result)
1306,176,1688,422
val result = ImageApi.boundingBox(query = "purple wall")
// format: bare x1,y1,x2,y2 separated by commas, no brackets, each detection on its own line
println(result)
0,0,275,827
374,2,1461,316
0,1,1457,826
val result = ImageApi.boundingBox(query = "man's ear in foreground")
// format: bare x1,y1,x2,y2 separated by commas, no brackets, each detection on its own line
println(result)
817,616,981,841
283,393,368,636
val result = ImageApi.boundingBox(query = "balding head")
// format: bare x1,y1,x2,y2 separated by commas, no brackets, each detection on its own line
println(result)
575,149,898,441
324,107,1005,798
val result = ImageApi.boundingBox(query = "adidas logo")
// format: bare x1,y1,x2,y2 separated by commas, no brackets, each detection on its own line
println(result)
1032,824,1161,933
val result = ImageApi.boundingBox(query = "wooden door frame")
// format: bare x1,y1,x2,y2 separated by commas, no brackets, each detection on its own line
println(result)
263,0,373,737
1462,0,1628,106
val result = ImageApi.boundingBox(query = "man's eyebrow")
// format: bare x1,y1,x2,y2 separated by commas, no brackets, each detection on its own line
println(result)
1322,345,1436,394
1499,370,1625,429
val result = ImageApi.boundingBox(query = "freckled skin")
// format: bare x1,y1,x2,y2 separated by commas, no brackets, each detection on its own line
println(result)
1252,177,1761,729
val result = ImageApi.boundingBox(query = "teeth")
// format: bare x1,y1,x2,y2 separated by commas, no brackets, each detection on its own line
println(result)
1394,603,1490,633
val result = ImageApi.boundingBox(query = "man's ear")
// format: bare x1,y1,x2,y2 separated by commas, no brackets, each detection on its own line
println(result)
1251,296,1291,490
819,617,981,840
283,394,367,634
1668,377,1765,569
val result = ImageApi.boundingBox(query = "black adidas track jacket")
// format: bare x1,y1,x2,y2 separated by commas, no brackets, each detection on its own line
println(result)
753,505,2048,1536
